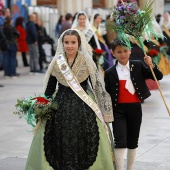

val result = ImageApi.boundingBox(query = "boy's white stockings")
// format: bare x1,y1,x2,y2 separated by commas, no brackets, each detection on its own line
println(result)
126,149,136,170
114,148,125,170
114,148,136,170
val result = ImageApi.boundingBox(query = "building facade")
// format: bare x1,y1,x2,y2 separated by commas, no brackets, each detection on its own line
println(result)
4,0,165,45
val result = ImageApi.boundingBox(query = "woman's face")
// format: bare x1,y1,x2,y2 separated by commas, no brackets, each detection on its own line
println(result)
63,35,79,57
164,13,169,21
94,15,102,26
78,14,86,27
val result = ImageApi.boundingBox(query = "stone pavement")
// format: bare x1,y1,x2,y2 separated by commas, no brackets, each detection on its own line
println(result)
0,56,170,170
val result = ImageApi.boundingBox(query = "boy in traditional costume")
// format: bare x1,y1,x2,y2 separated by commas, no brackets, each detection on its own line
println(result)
104,38,163,170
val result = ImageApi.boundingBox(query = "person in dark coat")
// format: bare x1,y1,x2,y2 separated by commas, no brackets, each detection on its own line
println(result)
60,13,72,34
104,38,163,170
3,16,19,78
26,14,39,74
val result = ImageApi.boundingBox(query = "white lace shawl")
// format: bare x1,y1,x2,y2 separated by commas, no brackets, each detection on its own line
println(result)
43,29,113,122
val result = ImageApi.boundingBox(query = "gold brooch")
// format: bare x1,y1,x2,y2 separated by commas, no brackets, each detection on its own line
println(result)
61,64,67,71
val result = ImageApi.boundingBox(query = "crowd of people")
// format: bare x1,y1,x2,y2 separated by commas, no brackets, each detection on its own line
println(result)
55,11,170,78
1,8,169,88
0,7,55,87
25,10,166,170
1,2,170,170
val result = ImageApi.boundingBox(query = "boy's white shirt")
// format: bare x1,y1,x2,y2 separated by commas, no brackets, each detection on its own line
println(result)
116,61,135,95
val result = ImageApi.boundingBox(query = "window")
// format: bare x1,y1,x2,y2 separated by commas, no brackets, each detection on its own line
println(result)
93,0,106,8
37,0,57,5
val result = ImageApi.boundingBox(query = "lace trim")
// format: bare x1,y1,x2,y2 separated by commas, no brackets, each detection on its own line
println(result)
51,53,89,87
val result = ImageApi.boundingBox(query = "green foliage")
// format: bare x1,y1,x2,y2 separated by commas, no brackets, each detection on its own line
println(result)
13,96,58,127
110,0,155,48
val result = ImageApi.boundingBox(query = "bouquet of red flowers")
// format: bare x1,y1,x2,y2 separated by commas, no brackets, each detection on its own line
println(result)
14,95,58,127
148,49,159,57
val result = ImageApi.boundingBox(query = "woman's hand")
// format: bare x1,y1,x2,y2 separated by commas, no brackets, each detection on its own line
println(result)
144,55,155,68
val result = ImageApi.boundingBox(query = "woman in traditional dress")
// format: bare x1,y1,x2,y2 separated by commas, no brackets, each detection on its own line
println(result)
159,12,170,56
71,11,104,71
145,19,170,90
25,29,115,170
90,13,114,71
71,11,99,48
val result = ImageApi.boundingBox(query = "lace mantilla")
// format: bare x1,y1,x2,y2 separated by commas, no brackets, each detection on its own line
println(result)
44,29,113,122
51,53,89,87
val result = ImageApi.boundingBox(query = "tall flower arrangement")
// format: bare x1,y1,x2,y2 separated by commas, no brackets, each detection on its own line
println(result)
110,0,155,50
109,0,170,115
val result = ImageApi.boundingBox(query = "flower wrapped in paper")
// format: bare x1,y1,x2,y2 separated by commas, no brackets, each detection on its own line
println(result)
14,95,58,128
93,48,105,68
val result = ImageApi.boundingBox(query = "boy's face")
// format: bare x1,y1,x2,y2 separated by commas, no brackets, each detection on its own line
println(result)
112,45,131,65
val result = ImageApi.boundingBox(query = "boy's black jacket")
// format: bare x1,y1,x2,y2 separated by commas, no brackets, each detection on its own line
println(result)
104,60,163,106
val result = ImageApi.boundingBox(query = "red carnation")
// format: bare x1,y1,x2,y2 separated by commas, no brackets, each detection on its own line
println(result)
148,49,159,57
93,49,105,55
31,97,50,104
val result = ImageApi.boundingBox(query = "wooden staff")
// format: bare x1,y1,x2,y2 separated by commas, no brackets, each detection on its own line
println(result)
144,51,170,116
133,37,170,115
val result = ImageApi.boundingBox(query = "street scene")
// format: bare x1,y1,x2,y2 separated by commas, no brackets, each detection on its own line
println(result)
1,0,170,170
0,56,170,170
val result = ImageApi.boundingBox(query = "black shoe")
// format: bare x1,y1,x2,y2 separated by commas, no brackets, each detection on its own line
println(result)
0,84,4,87
15,73,20,76
11,73,20,77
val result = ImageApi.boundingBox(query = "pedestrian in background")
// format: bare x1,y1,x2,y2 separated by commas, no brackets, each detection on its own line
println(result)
55,15,64,39
3,16,19,78
36,19,48,72
60,13,72,34
0,0,4,87
15,16,29,67
26,14,39,74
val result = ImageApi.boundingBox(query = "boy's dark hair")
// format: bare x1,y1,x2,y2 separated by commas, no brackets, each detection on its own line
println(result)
65,13,72,20
111,38,128,51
